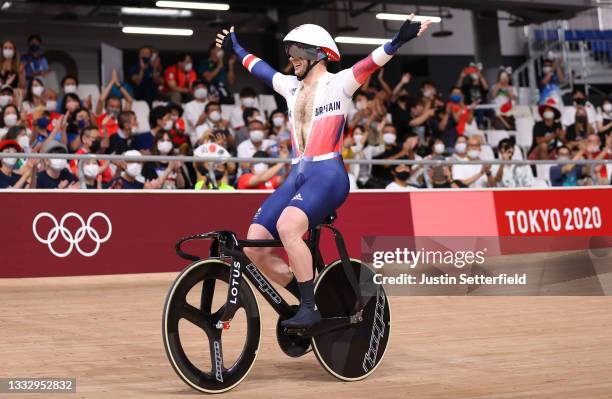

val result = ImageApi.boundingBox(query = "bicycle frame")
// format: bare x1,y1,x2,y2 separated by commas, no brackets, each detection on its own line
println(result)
175,221,365,337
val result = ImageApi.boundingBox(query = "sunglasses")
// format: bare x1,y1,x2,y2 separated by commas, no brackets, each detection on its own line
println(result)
284,42,321,61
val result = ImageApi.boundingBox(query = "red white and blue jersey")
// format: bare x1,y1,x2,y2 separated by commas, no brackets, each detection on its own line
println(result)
233,33,399,162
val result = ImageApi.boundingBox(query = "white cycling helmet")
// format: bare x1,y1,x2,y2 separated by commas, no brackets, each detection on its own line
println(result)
283,24,340,61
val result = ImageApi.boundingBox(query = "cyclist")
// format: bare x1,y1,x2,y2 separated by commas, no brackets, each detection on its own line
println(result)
216,15,431,328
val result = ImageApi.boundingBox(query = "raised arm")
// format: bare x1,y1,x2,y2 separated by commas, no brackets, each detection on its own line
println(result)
342,15,431,97
216,26,288,94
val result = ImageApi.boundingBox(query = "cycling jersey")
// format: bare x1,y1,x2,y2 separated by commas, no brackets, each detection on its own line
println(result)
231,33,401,161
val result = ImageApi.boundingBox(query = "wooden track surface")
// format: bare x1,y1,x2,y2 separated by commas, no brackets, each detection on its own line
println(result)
1,273,612,399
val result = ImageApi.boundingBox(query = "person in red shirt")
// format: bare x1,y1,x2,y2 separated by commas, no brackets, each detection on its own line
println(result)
237,149,288,189
584,132,611,184
96,69,133,137
164,53,197,104
69,126,113,183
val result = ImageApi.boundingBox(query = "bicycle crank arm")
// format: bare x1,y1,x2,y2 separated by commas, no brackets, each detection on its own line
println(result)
284,311,364,337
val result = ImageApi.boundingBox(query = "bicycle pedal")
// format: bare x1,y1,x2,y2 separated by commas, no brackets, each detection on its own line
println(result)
283,327,308,336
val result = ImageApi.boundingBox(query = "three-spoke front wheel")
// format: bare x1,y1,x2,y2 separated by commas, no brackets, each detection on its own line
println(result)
162,260,261,393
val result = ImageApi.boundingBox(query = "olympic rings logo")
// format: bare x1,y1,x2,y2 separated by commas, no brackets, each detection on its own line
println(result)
32,212,112,258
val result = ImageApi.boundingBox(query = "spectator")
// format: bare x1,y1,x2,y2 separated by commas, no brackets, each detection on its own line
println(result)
21,77,46,113
566,106,594,150
96,70,133,136
491,66,517,105
492,138,534,187
60,92,81,115
407,97,435,144
69,126,111,185
583,133,611,185
111,149,171,189
1,40,25,89
108,111,137,155
199,43,236,104
77,158,103,189
268,109,289,140
529,99,564,159
458,63,488,128
56,75,88,112
4,125,31,170
370,124,410,186
234,107,263,146
550,145,585,187
20,34,49,82
348,91,372,130
129,46,162,105
35,141,78,189
0,86,16,109
596,98,612,141
0,139,36,188
386,164,418,190
163,53,197,103
451,136,494,188
421,80,438,104
0,104,22,138
30,108,63,148
237,150,287,189
44,89,59,114
538,57,564,104
237,119,275,172
142,105,172,152
427,142,458,188
230,87,259,129
142,130,186,189
184,80,209,144
388,92,411,139
568,88,597,127
166,102,189,151
193,102,231,146
192,142,235,190
432,87,472,148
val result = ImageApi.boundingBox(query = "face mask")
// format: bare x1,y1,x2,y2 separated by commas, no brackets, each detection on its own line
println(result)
90,138,101,153
557,155,570,162
17,135,30,150
450,94,462,103
253,162,268,174
37,117,49,129
353,134,363,146
543,66,553,74
163,120,173,131
423,89,434,98
4,114,17,127
2,48,14,59
272,116,285,127
543,110,555,120
588,144,599,154
241,97,257,108
383,133,396,145
184,63,192,72
157,140,173,154
455,142,467,153
217,49,224,59
603,103,612,113
83,163,100,178
467,149,480,159
46,100,57,112
0,95,11,107
50,158,67,171
64,84,77,94
77,119,87,130
209,110,221,122
194,87,208,99
434,143,445,154
126,162,142,177
2,155,16,168
355,101,366,111
32,85,44,97
250,130,265,142
29,43,40,52
395,171,411,180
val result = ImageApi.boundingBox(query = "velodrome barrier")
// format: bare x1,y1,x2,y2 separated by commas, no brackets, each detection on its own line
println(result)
1,187,610,278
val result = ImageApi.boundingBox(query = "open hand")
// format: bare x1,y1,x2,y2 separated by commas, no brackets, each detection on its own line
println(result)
216,26,235,49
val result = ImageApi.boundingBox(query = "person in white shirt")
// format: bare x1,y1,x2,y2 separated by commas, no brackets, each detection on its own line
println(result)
184,80,209,144
229,87,259,130
596,98,612,136
492,138,534,187
386,163,418,190
237,119,274,172
451,135,494,188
